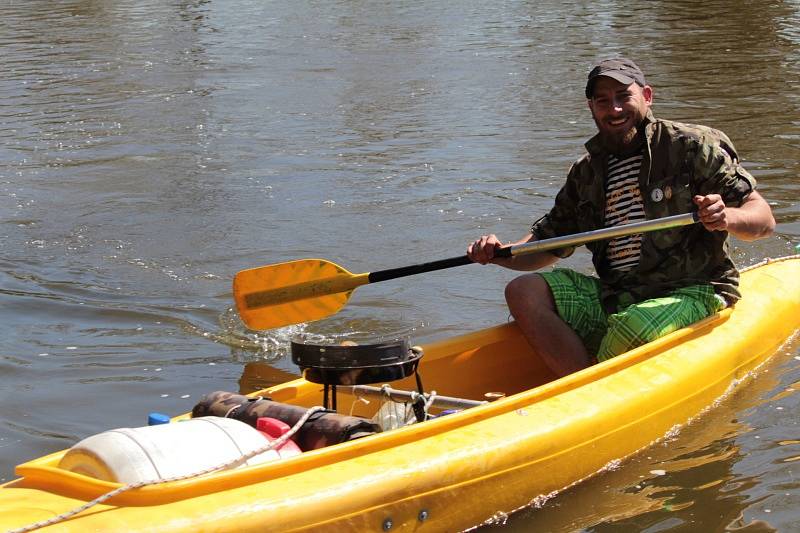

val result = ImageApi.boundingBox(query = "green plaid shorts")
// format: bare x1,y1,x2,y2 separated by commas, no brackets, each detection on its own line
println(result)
539,268,725,362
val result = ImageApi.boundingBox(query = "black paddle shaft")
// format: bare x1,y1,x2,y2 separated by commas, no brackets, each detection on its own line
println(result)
367,253,486,283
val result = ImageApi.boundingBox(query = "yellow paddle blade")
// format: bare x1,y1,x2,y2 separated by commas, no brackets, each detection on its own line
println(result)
233,258,370,330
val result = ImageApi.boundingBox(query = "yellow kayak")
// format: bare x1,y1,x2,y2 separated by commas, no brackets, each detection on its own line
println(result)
2,256,799,532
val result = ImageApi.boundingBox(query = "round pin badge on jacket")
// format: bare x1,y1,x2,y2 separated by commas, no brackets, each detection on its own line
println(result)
651,187,664,202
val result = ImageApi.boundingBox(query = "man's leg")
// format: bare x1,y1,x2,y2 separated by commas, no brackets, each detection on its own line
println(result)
597,285,725,362
505,271,601,377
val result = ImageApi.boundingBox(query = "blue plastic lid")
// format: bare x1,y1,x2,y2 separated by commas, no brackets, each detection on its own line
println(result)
148,412,171,426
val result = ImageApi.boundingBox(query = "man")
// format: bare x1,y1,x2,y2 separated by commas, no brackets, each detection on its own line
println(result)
467,58,775,377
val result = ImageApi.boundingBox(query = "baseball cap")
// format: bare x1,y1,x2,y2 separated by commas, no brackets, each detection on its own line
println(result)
585,58,647,98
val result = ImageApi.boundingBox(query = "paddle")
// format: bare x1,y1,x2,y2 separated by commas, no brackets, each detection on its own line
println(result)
234,212,699,330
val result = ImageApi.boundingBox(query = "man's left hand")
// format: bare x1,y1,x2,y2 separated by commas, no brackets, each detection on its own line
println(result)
693,194,728,231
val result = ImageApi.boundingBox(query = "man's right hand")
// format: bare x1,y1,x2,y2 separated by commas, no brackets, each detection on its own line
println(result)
467,234,504,264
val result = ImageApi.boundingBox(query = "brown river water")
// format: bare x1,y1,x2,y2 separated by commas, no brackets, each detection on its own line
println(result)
2,1,799,531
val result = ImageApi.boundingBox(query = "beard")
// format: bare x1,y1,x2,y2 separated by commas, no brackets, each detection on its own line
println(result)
593,111,646,156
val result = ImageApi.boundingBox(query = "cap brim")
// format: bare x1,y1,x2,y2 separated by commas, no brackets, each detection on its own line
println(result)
585,71,641,98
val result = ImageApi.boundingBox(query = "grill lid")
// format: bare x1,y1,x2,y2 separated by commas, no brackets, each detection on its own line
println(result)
290,339,421,385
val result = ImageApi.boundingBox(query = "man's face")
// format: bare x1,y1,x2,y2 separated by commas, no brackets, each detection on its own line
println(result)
588,76,653,153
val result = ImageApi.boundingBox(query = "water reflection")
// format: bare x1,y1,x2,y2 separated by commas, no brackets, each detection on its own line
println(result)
238,360,298,393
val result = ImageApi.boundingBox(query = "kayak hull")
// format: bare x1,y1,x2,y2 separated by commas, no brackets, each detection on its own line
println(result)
2,257,799,532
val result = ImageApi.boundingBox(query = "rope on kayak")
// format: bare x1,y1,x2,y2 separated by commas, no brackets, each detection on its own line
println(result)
8,405,327,533
740,253,800,272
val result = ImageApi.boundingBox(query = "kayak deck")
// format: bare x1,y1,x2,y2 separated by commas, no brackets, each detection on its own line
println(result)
2,256,799,532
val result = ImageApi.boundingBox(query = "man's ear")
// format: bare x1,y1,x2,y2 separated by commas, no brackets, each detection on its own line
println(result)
642,85,653,106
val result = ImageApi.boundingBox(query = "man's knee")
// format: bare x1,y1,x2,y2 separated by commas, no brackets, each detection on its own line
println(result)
504,274,556,316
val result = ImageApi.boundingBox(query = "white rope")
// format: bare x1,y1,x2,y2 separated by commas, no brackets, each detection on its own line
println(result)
740,253,800,272
9,405,326,533
349,396,370,417
223,396,262,418
423,390,438,417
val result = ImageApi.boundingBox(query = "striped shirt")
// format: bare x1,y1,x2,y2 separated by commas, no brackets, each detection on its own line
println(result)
604,153,646,271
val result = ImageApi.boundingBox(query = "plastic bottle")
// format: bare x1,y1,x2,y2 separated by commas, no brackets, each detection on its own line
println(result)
372,401,416,431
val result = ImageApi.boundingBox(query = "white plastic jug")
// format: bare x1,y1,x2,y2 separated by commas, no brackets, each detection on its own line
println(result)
59,416,295,483
371,400,417,431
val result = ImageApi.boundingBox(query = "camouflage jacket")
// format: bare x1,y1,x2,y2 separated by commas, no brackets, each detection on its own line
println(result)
531,110,756,311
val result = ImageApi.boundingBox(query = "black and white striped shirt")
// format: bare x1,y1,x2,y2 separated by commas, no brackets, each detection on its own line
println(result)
604,153,646,271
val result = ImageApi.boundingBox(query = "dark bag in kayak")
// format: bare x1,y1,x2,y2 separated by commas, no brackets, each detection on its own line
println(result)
192,391,379,451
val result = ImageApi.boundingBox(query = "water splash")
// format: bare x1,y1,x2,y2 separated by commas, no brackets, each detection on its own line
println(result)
215,306,423,362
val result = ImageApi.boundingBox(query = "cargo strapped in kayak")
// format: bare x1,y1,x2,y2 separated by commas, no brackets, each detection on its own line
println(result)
192,391,380,450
